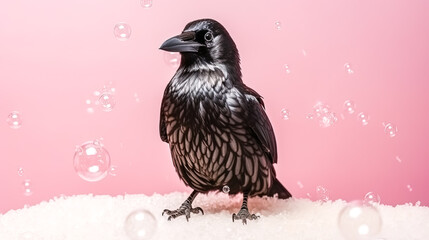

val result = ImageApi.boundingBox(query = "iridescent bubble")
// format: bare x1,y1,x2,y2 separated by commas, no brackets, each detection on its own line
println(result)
384,122,398,137
316,185,329,202
124,209,157,240
99,92,116,112
114,22,132,41
163,52,180,68
18,168,24,176
338,201,382,240
344,100,356,114
284,64,291,74
357,112,369,126
280,108,290,120
73,140,111,182
364,192,381,206
140,0,152,8
109,165,118,176
275,21,282,30
22,179,33,196
6,111,22,129
222,185,230,193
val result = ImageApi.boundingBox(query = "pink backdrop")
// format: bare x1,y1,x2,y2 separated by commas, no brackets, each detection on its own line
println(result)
1,0,428,213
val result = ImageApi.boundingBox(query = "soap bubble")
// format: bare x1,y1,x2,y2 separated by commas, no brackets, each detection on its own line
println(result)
297,181,304,189
124,209,157,240
344,63,354,74
140,0,152,8
18,168,24,176
284,64,291,74
109,165,118,176
395,156,402,163
316,185,329,202
344,100,356,114
357,112,369,126
407,185,412,192
364,192,381,206
163,52,180,68
134,93,141,103
73,140,111,182
114,23,132,41
383,122,397,137
222,185,230,193
338,201,382,240
275,21,282,30
280,108,290,120
99,91,116,112
22,179,33,196
7,111,22,129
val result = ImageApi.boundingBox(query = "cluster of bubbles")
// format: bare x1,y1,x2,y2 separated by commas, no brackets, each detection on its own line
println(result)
6,111,22,129
163,52,181,68
22,179,33,196
338,200,382,239
316,185,329,202
73,139,111,182
114,23,132,41
344,63,355,75
383,122,398,137
307,102,338,128
86,84,116,113
124,209,157,240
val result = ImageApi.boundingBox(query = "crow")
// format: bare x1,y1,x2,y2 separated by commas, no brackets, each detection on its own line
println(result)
159,19,292,224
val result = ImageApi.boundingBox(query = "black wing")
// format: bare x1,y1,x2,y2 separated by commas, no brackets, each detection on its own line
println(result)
244,86,278,164
159,96,169,143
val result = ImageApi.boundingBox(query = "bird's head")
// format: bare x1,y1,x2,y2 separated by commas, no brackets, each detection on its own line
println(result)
160,19,241,77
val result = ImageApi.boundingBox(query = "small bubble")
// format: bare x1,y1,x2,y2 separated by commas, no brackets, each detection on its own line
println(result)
344,100,356,114
280,108,290,120
284,64,291,74
302,49,307,56
134,93,141,103
344,63,355,74
109,165,118,176
6,111,22,129
275,21,281,30
395,156,402,163
73,140,111,182
364,192,381,206
407,185,413,192
222,185,230,193
22,180,33,196
163,52,180,68
99,92,116,112
140,0,152,8
384,122,398,137
297,181,304,189
124,209,157,240
114,23,131,41
357,112,369,126
18,168,24,176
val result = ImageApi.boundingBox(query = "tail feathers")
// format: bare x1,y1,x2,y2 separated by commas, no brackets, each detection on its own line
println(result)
267,178,292,199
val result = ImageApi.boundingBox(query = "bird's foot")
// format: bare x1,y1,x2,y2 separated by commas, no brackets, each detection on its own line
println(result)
162,202,204,221
232,208,260,225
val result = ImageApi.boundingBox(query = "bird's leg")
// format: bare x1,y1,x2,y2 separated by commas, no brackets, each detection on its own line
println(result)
162,190,204,221
232,192,260,224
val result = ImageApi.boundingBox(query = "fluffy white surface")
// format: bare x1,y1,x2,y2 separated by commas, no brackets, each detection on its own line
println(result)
0,192,428,240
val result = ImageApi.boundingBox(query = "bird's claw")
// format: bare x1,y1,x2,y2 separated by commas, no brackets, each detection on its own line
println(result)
232,209,259,225
162,204,204,221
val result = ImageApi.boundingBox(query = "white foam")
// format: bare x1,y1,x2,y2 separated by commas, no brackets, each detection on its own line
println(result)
0,192,428,240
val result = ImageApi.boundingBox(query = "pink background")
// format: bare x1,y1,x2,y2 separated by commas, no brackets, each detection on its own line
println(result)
1,0,428,213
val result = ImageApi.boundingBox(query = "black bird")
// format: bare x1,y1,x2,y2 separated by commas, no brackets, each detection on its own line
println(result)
159,19,292,224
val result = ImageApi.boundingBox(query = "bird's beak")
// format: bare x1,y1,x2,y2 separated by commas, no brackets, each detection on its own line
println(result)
159,31,204,53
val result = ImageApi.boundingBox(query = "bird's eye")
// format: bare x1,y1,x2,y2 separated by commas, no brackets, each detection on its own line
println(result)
204,32,213,42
